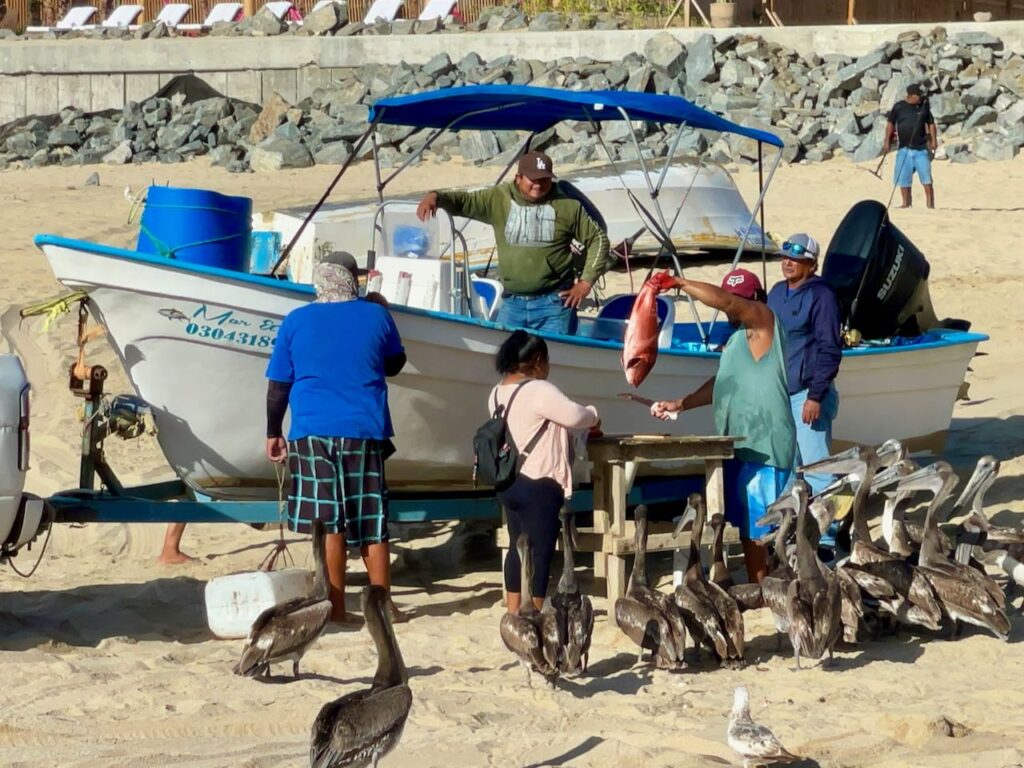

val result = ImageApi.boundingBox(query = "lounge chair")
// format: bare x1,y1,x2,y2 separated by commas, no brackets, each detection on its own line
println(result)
176,1,243,30
25,5,97,33
140,3,192,28
262,0,298,20
362,0,402,24
94,3,143,27
417,0,454,21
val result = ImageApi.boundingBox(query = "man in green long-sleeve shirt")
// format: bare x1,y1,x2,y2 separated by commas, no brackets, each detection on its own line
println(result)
416,151,611,335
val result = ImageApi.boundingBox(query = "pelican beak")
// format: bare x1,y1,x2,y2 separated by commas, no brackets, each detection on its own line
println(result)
952,458,995,511
674,504,696,537
800,445,875,476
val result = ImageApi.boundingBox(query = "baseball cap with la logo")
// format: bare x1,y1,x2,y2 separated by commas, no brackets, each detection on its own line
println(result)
517,150,556,181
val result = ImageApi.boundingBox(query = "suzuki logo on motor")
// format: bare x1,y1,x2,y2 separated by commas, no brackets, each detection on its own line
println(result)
877,245,904,301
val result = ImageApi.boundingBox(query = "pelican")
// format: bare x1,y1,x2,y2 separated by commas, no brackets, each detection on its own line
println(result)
614,505,686,669
500,534,560,688
549,508,594,677
309,586,412,768
673,494,744,668
907,462,1010,641
709,512,734,590
954,456,1024,547
727,686,801,768
234,520,332,679
758,504,798,648
785,490,842,669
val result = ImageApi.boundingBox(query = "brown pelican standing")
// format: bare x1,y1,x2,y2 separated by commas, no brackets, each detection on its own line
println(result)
614,505,686,669
785,494,842,669
309,586,412,768
499,534,560,688
549,508,594,676
234,520,332,679
673,493,744,668
907,462,1010,641
727,686,801,767
708,513,734,590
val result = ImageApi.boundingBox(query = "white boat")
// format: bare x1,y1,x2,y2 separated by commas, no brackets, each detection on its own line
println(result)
35,232,983,500
256,162,778,285
33,86,987,501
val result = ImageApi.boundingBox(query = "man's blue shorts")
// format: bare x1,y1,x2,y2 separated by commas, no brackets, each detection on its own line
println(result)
723,459,792,541
894,147,933,188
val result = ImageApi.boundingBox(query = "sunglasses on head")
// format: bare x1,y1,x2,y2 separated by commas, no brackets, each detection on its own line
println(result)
782,241,815,258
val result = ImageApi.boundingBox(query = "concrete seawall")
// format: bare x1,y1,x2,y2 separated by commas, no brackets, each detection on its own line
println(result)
2,20,1023,124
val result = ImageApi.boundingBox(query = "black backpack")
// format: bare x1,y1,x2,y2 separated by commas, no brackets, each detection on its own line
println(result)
473,380,549,491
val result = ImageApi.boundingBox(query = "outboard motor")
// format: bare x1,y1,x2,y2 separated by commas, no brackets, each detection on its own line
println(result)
821,200,969,340
0,354,45,560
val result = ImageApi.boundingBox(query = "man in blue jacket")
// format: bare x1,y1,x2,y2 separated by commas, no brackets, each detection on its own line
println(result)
767,233,842,494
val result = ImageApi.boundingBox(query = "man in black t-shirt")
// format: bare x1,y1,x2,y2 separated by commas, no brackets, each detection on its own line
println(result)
883,83,938,209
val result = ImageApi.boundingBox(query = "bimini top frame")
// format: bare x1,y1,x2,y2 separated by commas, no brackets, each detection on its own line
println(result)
277,85,785,346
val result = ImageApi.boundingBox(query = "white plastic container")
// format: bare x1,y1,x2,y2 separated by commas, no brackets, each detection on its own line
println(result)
204,568,313,639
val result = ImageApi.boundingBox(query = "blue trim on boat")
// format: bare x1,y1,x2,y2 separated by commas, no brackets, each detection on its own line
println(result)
35,234,988,356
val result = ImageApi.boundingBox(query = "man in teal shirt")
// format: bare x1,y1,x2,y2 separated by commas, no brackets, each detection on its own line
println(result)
416,151,611,335
648,268,796,584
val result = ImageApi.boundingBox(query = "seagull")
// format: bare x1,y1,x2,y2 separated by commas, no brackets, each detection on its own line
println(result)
727,686,801,768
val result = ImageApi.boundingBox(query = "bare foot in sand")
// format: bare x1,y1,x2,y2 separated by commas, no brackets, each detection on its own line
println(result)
157,550,198,565
330,612,364,629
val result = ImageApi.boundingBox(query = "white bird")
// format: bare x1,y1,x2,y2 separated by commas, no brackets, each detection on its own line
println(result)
727,686,801,768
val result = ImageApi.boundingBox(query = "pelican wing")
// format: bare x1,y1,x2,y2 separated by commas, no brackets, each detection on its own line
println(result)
539,610,562,672
310,685,412,768
704,580,745,661
564,597,594,675
785,581,815,659
234,597,331,676
675,584,728,660
499,613,548,672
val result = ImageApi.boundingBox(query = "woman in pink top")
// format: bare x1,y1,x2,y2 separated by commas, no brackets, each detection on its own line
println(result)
490,331,600,614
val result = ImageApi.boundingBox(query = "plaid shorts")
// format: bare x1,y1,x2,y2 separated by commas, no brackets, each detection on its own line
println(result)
286,436,389,546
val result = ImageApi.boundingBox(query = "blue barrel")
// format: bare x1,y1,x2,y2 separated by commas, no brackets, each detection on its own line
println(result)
137,186,253,272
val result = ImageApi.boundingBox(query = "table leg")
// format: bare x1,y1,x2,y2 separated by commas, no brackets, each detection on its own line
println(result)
607,554,627,601
706,458,725,520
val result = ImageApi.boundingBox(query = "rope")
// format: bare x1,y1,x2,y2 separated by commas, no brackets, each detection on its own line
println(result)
258,462,293,572
6,501,55,579
137,223,247,261
19,290,89,332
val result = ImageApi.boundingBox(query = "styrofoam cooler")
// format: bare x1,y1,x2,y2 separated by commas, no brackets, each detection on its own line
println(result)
204,568,313,639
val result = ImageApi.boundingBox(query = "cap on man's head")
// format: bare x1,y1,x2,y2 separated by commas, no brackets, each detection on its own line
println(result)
321,250,366,277
721,269,765,301
781,233,820,261
517,150,556,181
906,83,924,97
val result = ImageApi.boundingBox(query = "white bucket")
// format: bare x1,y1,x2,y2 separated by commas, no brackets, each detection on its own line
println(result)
204,568,314,639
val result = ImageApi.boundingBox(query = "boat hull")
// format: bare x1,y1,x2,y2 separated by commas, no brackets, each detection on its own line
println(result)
37,237,986,500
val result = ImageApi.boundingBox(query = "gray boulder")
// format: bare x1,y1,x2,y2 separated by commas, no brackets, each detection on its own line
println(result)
951,31,1002,48
963,106,998,131
644,32,687,79
250,137,313,171
929,92,968,125
720,59,754,89
973,135,1018,162
685,33,717,86
529,12,566,31
962,77,997,107
303,1,343,34
851,120,888,162
997,57,1024,98
459,131,500,161
313,141,353,165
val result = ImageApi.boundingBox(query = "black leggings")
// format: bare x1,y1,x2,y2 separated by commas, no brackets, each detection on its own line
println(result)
499,475,565,598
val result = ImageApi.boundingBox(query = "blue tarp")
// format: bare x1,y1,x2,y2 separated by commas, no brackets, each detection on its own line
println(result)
368,84,783,147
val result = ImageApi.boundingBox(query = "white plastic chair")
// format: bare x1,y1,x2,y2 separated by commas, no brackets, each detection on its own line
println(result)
176,2,243,30
128,3,191,29
97,4,143,27
417,0,454,20
26,5,97,33
262,0,294,19
363,0,402,23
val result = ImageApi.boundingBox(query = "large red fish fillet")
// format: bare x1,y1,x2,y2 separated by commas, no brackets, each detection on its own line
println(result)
622,283,660,388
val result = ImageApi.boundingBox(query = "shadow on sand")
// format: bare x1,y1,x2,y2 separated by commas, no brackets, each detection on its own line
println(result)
0,576,210,649
522,736,605,768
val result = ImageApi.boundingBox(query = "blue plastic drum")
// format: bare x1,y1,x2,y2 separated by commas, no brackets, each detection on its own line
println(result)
137,186,253,272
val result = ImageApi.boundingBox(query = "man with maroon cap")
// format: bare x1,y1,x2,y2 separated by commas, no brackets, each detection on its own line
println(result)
647,268,796,584
416,150,610,335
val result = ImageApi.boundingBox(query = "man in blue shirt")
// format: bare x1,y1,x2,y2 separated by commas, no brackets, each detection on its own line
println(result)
265,252,409,623
767,233,843,495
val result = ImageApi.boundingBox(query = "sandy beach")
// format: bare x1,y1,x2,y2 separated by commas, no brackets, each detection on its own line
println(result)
1,154,1023,767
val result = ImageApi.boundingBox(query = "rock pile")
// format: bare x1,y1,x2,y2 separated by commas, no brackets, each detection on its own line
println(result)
1,27,1022,171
